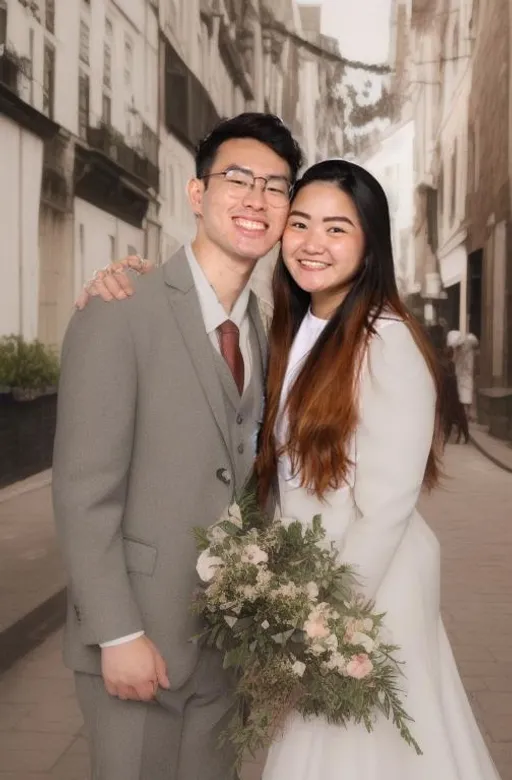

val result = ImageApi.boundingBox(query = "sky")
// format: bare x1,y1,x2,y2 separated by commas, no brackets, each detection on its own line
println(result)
296,0,393,65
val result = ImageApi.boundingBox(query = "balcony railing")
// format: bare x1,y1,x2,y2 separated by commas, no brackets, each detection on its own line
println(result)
164,40,220,150
0,49,21,93
87,123,159,192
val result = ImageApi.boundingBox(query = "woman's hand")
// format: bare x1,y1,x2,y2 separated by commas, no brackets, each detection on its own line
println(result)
75,255,154,310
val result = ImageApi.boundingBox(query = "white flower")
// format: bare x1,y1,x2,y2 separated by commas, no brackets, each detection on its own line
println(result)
323,652,346,673
241,544,268,565
261,620,270,630
242,585,258,600
305,581,319,600
324,633,339,651
350,632,375,653
309,642,327,657
208,526,228,544
228,503,243,528
276,581,299,599
363,618,374,633
256,568,272,587
291,660,306,677
196,549,223,582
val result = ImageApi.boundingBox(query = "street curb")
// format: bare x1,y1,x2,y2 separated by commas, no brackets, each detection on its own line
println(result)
469,434,512,475
0,588,67,675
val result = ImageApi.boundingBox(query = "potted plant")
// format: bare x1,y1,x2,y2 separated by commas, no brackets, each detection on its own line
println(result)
0,336,60,488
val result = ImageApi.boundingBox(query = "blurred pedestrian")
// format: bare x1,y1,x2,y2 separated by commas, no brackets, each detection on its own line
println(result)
447,330,479,420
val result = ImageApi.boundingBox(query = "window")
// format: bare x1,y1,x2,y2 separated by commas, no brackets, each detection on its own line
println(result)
468,125,474,194
167,164,175,215
0,1,7,47
452,23,459,59
103,42,112,88
102,92,111,125
104,18,112,87
42,42,55,118
78,69,90,139
28,27,34,103
45,0,55,34
79,224,86,284
79,19,90,65
124,36,133,87
450,141,457,224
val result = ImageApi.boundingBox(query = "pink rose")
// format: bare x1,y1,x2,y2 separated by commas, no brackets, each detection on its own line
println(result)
304,615,330,640
346,653,374,680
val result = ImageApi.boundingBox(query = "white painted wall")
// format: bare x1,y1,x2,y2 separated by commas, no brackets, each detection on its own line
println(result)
159,132,195,261
73,198,144,298
364,121,416,292
0,115,43,340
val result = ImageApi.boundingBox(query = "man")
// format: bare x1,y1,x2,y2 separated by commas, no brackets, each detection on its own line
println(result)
53,112,303,780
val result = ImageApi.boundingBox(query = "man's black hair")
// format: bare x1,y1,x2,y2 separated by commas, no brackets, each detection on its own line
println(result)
195,112,303,182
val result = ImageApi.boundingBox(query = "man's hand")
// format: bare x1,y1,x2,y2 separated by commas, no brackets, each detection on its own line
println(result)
101,635,170,701
75,256,154,310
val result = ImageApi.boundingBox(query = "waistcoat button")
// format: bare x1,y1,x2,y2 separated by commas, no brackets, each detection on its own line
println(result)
216,468,231,485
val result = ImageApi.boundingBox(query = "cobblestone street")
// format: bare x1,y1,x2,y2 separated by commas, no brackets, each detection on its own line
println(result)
0,444,510,779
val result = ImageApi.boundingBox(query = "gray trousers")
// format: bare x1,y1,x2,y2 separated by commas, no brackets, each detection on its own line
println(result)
75,650,238,780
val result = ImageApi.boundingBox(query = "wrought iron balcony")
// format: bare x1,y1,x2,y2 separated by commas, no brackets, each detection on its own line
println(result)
86,123,159,192
41,134,71,213
0,46,58,139
0,48,21,93
164,39,219,150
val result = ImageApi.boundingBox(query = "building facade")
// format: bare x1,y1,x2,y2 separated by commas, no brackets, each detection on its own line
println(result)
466,0,511,389
0,0,346,350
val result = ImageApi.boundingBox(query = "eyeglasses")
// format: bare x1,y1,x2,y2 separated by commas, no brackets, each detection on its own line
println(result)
200,166,292,208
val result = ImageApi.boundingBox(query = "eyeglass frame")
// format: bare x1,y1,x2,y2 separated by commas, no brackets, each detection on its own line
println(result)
198,165,293,205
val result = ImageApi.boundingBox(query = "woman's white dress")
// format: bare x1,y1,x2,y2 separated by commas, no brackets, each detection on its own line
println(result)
263,311,500,780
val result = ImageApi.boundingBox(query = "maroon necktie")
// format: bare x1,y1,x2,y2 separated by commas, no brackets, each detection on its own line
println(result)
217,320,244,395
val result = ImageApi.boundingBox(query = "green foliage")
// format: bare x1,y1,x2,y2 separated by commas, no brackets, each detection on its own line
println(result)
0,335,59,393
192,486,421,768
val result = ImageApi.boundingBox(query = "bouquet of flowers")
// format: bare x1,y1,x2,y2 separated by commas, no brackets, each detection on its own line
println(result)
193,492,421,767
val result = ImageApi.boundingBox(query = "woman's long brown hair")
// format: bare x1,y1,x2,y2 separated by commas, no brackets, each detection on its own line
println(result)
255,160,446,503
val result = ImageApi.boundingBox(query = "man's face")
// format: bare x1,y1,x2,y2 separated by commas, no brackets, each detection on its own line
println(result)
188,138,292,264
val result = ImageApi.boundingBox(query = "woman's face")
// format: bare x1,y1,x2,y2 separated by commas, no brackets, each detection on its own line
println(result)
281,181,366,318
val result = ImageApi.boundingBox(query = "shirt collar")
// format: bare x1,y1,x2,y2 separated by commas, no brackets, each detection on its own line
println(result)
184,243,251,334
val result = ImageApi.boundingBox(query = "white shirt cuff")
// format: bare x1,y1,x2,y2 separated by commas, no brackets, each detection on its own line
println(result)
100,631,145,648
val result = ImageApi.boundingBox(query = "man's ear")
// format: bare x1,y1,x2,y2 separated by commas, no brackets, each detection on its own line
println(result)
187,178,204,217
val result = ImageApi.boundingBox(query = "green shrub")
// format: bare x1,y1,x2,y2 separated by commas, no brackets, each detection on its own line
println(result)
0,335,59,393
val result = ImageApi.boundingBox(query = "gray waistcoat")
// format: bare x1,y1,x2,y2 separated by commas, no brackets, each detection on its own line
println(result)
212,319,264,495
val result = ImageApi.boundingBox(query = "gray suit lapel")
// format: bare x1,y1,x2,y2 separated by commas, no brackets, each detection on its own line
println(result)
248,293,269,377
162,250,232,462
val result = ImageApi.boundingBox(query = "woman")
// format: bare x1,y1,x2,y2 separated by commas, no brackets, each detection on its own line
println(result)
447,329,479,419
254,160,500,779
81,160,500,779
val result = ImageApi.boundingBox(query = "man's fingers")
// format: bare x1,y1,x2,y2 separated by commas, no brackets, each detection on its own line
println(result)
101,272,130,299
154,654,170,690
111,268,135,295
134,680,158,701
116,684,141,701
104,679,118,698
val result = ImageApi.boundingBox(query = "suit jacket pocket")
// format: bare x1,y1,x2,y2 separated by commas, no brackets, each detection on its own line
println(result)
123,536,157,576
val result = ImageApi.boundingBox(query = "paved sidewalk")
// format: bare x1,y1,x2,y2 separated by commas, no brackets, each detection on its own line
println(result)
0,444,510,778
469,423,512,473
0,471,65,673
